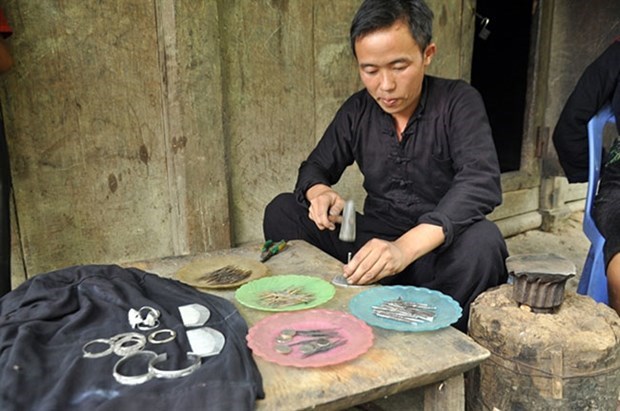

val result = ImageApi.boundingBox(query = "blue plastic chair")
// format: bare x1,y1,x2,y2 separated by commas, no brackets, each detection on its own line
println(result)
576,104,615,303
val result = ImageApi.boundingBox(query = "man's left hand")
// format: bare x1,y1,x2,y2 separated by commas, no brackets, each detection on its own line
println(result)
342,238,407,284
342,223,445,285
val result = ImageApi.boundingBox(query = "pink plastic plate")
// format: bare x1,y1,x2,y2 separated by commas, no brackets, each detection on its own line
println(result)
246,309,374,368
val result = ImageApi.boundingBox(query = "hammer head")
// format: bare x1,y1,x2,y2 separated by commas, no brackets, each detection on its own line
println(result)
338,200,356,242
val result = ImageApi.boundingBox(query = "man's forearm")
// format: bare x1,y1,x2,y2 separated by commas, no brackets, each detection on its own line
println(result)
394,223,445,266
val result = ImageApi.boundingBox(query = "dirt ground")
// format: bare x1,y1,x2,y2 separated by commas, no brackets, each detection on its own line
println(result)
354,212,620,411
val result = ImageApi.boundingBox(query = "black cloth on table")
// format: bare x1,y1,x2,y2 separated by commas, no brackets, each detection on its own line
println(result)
0,264,264,411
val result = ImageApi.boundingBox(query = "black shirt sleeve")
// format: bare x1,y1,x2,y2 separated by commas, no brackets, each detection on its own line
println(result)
552,41,620,183
417,81,502,246
294,95,358,205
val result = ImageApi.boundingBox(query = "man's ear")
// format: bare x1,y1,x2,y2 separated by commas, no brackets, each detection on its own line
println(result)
423,43,436,66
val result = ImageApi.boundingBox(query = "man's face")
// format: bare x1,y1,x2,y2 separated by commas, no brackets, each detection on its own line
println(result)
355,21,435,121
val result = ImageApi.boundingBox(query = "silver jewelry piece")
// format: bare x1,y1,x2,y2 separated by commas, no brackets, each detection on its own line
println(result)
139,306,161,318
128,308,142,329
149,352,201,379
82,338,114,358
137,318,160,331
148,329,176,344
112,333,146,356
178,303,211,327
110,332,145,343
186,327,226,357
128,306,161,330
113,350,157,385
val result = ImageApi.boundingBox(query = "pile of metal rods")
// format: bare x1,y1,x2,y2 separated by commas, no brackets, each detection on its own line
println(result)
372,297,436,324
199,265,252,285
259,286,315,308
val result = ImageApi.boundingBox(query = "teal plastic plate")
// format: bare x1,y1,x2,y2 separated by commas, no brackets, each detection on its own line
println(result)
348,286,462,331
235,274,335,312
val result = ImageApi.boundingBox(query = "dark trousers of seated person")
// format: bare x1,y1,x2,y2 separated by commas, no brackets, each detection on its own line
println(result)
593,144,620,269
593,191,620,269
263,193,508,332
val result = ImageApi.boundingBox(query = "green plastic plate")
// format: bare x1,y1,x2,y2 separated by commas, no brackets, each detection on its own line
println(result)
235,274,336,312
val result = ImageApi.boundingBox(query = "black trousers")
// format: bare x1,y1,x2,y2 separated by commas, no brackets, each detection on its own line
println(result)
593,190,620,269
593,137,620,269
263,193,508,332
0,113,9,297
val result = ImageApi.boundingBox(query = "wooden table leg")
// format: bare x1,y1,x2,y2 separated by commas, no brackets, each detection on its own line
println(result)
423,374,464,411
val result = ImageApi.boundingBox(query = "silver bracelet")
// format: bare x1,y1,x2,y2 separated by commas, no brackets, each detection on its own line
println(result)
112,333,146,357
148,329,176,344
113,350,157,385
82,338,114,358
110,332,145,343
149,352,201,379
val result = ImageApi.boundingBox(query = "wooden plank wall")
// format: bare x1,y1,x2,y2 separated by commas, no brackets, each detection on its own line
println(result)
2,0,232,281
0,0,475,282
3,1,178,279
219,0,319,243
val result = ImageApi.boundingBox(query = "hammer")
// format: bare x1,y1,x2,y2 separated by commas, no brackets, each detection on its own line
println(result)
339,199,356,261
333,200,356,287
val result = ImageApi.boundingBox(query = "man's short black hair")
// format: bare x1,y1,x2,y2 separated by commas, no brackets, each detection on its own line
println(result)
350,0,434,57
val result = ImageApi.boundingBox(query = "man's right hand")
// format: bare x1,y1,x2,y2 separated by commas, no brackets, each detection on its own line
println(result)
305,184,345,231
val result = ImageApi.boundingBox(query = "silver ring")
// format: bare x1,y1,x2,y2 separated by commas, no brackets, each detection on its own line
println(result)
82,338,113,358
138,306,161,318
128,306,161,330
149,352,201,379
148,329,176,344
138,307,161,329
137,319,160,331
113,350,157,385
110,332,145,343
113,333,146,356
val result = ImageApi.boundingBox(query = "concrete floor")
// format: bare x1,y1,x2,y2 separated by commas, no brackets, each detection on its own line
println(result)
352,212,616,411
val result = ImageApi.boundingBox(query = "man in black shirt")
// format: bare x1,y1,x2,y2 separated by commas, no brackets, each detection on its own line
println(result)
553,39,620,314
263,0,508,331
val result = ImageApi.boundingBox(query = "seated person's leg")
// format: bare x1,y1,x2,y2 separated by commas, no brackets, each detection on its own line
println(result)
603,212,620,314
594,190,620,314
608,254,620,315
263,193,309,242
387,219,508,332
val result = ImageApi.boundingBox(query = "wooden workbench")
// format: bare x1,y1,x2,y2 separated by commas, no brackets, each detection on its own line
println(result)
128,240,490,411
